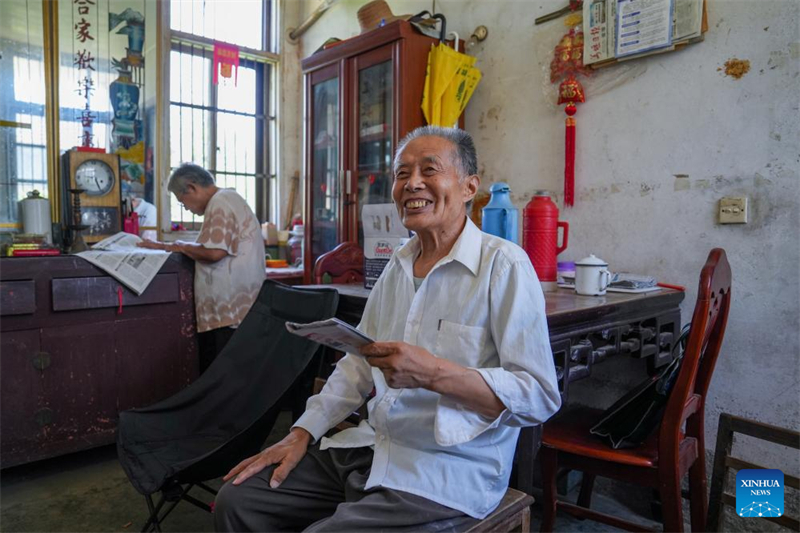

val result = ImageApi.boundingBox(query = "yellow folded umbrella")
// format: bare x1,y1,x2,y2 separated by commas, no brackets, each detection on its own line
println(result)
421,42,481,127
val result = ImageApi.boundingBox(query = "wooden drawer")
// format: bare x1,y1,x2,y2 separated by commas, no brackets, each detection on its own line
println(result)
51,273,179,311
0,280,36,316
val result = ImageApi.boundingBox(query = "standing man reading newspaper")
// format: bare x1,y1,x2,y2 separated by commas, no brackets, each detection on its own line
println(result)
137,163,265,373
215,127,561,531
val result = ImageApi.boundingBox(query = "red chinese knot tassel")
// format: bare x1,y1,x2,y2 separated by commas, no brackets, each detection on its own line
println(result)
557,76,585,207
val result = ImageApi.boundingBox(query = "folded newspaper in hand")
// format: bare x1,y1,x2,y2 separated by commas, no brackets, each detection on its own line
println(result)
285,317,374,355
76,232,171,296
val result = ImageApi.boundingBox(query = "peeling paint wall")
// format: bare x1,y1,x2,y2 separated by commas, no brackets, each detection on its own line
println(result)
288,0,800,473
277,0,304,229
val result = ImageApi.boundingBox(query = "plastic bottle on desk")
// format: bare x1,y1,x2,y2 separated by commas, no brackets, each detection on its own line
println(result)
287,224,304,267
482,183,519,243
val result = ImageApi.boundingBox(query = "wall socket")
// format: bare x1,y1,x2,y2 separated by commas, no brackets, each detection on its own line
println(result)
719,196,748,224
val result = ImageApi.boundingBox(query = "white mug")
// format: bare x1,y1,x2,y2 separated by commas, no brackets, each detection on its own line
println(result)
575,254,611,296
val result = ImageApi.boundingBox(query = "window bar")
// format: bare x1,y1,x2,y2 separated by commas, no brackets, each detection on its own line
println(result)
271,65,277,220
25,0,33,196
177,50,183,161
209,170,267,178
189,47,195,165
208,47,218,196
189,45,198,225
169,101,266,119
268,66,276,222
234,120,240,197
263,0,270,52
179,50,186,224
211,0,216,49
170,31,279,64
258,62,269,222
187,7,196,226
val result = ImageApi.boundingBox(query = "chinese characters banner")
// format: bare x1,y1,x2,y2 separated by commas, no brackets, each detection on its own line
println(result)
58,0,157,204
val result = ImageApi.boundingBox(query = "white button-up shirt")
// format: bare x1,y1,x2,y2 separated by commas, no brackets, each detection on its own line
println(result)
294,217,561,518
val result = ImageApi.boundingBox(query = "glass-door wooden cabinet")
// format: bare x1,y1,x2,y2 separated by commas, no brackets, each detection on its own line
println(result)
302,21,444,283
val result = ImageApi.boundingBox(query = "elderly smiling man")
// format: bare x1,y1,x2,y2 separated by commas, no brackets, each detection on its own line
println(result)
214,126,561,532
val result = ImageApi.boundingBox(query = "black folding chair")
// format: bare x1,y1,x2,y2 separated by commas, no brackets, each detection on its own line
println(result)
117,280,339,532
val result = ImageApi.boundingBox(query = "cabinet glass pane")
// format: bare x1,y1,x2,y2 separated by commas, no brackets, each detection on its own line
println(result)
310,77,339,262
356,60,393,246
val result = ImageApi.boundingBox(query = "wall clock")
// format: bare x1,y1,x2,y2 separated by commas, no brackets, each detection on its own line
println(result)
61,149,122,244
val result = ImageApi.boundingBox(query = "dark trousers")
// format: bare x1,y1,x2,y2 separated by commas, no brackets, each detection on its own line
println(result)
214,445,475,532
198,326,236,374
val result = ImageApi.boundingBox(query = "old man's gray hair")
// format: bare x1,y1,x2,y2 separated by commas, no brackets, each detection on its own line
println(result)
394,126,478,179
168,163,215,195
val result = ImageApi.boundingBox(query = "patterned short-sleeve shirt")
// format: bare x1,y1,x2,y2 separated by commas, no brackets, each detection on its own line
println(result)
194,188,265,333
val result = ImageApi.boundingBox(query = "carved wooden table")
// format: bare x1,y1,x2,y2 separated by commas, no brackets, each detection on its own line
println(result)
302,283,684,494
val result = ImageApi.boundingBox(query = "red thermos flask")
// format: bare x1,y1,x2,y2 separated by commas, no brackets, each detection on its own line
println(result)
523,191,569,290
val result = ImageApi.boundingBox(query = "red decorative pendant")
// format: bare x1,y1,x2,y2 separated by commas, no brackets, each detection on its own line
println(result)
551,25,588,207
213,43,240,86
558,76,584,207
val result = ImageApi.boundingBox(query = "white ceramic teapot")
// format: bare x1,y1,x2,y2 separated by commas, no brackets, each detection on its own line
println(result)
575,254,611,296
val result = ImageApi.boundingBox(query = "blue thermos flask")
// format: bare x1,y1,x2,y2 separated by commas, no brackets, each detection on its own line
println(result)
482,182,519,242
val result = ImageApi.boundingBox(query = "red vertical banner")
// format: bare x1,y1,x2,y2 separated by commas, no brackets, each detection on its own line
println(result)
213,43,240,86
564,108,576,207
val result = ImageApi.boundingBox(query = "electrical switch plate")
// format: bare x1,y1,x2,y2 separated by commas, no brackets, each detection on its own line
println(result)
719,196,748,224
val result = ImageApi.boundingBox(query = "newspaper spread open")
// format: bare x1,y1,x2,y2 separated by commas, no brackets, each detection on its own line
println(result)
76,232,171,296
285,317,374,355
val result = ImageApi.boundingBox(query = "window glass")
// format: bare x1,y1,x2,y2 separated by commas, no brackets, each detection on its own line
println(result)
170,0,263,50
0,0,47,224
217,67,257,114
216,113,257,174
168,1,272,227
170,50,212,107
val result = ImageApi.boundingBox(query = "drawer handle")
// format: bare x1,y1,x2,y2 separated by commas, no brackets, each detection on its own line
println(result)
31,352,51,371
34,408,53,428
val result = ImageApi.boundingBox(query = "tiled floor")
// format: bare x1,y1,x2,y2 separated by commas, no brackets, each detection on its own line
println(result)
1,412,664,532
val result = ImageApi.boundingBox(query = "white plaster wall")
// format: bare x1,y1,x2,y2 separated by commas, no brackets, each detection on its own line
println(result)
288,0,800,469
277,0,304,229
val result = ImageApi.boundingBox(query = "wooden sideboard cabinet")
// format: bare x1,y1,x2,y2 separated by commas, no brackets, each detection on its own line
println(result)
0,254,198,468
301,20,464,283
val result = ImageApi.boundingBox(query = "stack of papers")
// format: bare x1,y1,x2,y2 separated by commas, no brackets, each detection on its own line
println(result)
609,273,657,290
559,272,661,294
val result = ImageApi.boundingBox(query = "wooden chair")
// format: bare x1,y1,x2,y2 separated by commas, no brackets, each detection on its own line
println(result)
467,489,534,533
539,248,732,532
313,242,364,284
311,379,534,532
707,413,800,532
